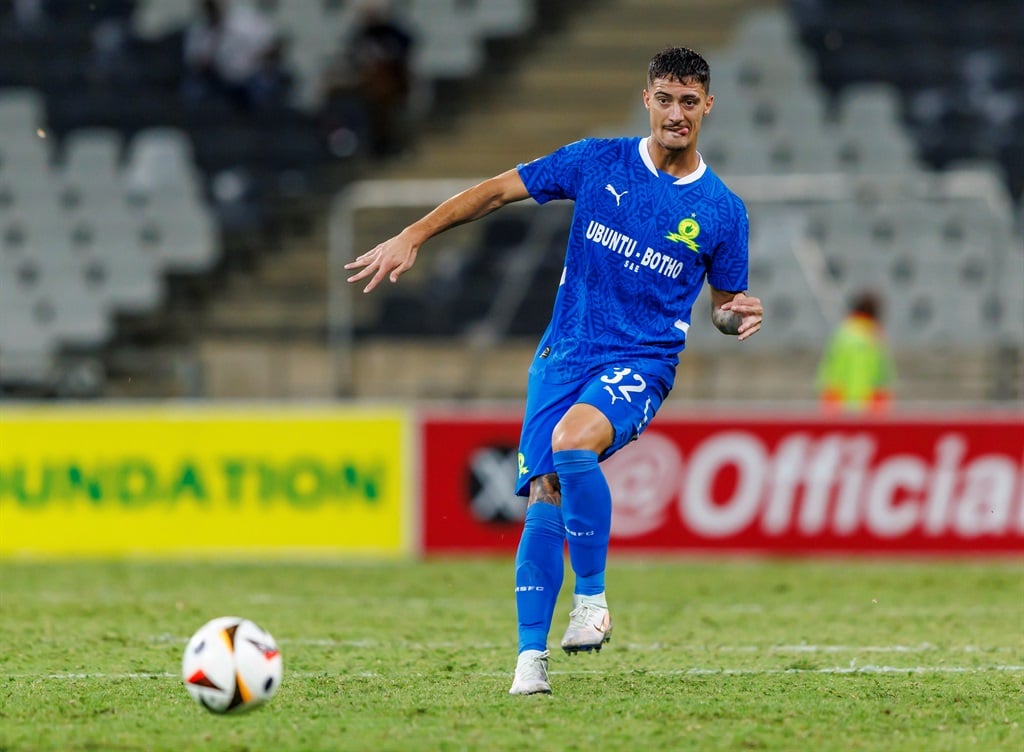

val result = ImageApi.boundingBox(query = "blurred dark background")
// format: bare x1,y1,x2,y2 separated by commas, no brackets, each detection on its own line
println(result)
0,0,1021,404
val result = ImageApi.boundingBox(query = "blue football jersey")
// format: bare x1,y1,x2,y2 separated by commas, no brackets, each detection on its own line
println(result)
517,136,750,385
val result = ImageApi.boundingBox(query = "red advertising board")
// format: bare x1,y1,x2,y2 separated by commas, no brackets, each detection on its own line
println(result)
421,411,1024,555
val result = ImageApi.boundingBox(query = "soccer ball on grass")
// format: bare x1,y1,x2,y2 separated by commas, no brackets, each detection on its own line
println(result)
182,616,283,714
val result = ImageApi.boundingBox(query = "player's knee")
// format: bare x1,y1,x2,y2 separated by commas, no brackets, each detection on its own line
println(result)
552,430,577,452
551,433,605,454
551,428,584,453
551,419,611,454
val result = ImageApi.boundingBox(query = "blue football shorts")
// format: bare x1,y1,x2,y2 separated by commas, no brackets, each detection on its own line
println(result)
515,364,670,496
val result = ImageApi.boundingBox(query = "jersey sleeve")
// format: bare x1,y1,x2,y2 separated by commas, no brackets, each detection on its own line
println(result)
516,139,589,204
706,193,750,292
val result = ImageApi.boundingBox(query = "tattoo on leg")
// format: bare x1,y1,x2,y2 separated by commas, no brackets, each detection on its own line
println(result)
527,473,561,508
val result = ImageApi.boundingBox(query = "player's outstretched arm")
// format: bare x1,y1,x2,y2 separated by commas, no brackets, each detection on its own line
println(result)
710,288,763,341
345,169,531,293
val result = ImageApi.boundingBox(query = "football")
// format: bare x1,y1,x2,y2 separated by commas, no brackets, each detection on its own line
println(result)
181,616,283,714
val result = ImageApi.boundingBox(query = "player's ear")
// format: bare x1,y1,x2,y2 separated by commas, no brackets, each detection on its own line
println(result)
642,88,650,110
704,94,714,115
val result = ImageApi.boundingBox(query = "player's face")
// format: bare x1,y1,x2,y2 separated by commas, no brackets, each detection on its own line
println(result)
644,76,713,153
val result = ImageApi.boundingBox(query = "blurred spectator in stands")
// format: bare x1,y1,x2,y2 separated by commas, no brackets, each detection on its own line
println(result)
87,17,139,87
816,290,896,414
181,0,289,112
321,0,414,158
12,0,48,30
247,35,293,109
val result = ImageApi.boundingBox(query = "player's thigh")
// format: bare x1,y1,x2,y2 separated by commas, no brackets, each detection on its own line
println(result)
516,374,580,496
551,402,615,454
577,365,668,458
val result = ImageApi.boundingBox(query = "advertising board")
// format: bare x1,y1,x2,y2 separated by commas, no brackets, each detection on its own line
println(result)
0,406,410,557
422,411,1024,555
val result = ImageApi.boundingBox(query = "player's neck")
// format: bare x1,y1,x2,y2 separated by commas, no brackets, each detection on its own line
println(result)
647,139,701,178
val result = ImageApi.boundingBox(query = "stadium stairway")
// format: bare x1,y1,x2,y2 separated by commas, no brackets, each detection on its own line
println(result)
377,0,778,180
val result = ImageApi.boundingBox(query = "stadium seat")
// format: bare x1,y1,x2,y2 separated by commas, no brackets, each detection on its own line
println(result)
0,290,59,386
731,6,802,51
59,127,125,180
749,89,829,136
9,262,113,350
768,130,841,174
0,87,46,130
0,131,51,172
836,83,904,132
698,128,772,175
139,194,219,274
84,250,165,315
124,126,203,198
65,214,165,311
474,0,535,36
883,288,967,347
132,0,193,38
411,27,483,81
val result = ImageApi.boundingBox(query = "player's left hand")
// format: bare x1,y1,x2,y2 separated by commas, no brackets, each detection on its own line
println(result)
721,292,763,341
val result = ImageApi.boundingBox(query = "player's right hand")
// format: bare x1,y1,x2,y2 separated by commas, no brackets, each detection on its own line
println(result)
344,236,418,293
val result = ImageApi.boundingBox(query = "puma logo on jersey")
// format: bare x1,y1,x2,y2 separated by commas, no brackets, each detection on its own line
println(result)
603,385,625,404
605,184,628,206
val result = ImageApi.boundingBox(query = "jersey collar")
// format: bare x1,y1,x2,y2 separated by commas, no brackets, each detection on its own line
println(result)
639,137,707,184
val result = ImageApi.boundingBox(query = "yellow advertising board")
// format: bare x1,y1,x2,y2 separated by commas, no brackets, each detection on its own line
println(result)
0,405,411,558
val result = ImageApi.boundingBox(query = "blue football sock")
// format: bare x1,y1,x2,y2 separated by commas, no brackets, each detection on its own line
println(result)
553,449,610,597
514,501,565,653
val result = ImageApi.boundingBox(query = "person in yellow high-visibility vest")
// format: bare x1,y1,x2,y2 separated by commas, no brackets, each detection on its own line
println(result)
816,291,895,413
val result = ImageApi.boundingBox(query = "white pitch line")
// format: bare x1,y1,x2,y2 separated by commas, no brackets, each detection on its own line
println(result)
717,643,1018,654
554,665,1024,677
148,634,1021,655
11,592,1024,619
13,665,1024,681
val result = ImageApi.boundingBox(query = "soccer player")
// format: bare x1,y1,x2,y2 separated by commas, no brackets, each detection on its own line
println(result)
346,46,764,695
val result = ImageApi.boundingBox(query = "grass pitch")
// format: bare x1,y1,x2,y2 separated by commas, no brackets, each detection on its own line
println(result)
0,557,1021,751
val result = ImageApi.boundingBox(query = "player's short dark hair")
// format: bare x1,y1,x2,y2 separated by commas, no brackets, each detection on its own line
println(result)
850,290,881,320
648,47,710,92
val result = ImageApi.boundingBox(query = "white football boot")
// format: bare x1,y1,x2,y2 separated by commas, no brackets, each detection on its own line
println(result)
508,649,552,695
560,596,613,654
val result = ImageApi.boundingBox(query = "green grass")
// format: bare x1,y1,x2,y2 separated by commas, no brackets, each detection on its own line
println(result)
1,558,1022,751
